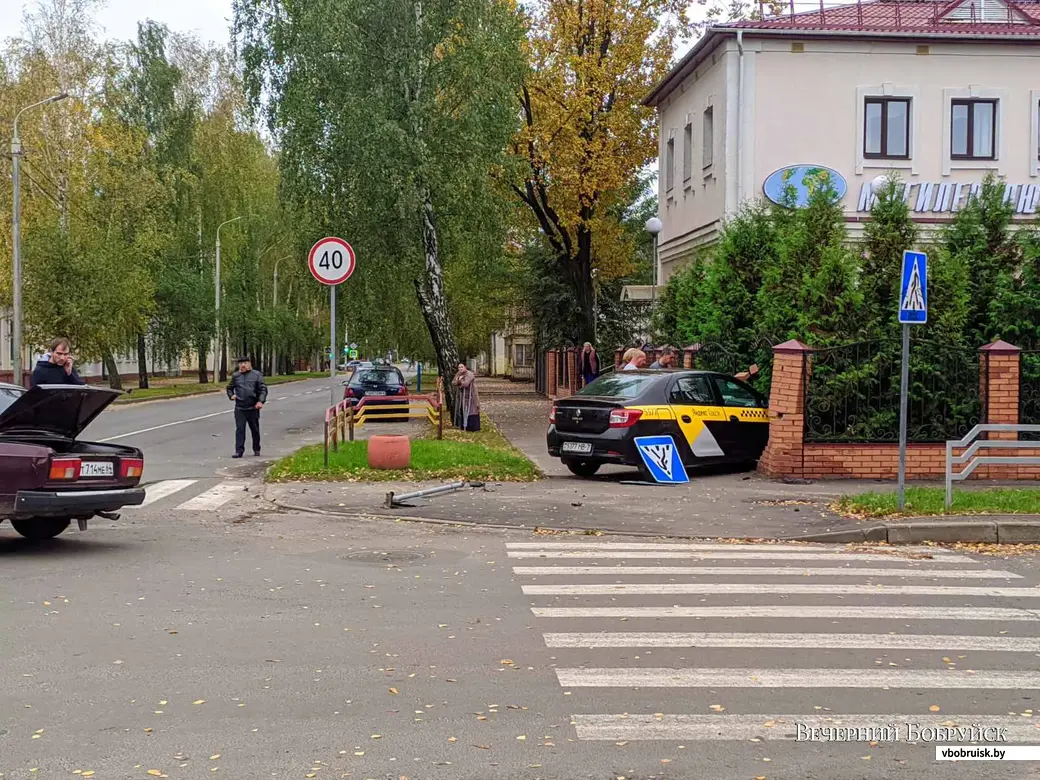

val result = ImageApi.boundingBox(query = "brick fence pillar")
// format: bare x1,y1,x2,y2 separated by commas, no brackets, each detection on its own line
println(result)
548,350,558,397
758,340,810,480
980,340,1021,434
566,348,579,394
682,344,700,369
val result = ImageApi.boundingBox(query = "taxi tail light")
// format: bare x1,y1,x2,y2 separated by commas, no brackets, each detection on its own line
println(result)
608,409,643,428
120,458,144,479
49,458,81,481
549,405,557,424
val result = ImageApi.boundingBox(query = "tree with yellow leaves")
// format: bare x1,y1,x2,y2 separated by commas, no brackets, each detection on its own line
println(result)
512,0,692,344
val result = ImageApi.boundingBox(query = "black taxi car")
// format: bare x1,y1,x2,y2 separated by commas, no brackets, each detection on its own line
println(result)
546,370,769,477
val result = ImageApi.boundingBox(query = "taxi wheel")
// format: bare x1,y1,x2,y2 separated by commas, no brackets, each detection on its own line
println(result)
563,459,601,478
11,518,71,541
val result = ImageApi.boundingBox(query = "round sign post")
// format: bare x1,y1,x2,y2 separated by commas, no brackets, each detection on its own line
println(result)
308,237,357,406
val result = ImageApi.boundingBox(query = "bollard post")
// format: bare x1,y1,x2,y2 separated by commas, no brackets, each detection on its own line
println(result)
348,404,355,442
324,420,329,468
331,407,339,453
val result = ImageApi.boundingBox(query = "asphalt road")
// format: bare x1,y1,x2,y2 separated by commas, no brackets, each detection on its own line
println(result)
4,384,1040,779
89,376,341,484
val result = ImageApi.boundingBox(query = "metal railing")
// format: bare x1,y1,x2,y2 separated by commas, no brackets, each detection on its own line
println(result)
324,394,444,466
944,424,1040,510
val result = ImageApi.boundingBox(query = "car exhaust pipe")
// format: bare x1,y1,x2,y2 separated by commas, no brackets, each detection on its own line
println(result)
78,518,88,531
97,511,121,522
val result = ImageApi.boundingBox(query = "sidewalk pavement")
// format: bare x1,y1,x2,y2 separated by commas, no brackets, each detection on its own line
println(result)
262,386,1040,542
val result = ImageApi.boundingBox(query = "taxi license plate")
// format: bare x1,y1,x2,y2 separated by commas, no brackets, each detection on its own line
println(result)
81,461,114,478
562,442,593,455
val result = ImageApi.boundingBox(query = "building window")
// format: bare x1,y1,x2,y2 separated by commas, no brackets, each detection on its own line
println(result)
702,106,714,168
665,136,675,192
682,122,693,184
951,99,997,160
514,343,532,367
864,97,910,159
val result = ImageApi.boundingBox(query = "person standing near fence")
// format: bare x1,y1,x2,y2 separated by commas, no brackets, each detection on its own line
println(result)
452,362,481,432
580,342,599,386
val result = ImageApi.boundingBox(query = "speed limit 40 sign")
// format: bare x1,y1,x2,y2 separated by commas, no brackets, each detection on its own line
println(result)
308,237,356,285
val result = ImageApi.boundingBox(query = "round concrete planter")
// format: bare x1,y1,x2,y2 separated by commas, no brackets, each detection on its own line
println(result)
367,434,411,470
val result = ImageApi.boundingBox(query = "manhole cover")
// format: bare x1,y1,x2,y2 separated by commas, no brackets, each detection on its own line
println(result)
340,550,427,564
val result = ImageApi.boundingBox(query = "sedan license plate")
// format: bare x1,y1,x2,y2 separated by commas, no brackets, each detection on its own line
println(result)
81,461,114,478
366,391,387,396
562,442,593,455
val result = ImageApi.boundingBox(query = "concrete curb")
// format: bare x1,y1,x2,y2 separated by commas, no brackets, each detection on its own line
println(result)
792,520,1040,544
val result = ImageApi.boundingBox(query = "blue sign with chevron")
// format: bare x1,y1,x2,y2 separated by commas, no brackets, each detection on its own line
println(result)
634,435,689,484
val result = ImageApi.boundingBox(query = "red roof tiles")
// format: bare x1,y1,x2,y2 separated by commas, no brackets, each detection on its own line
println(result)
726,0,1040,35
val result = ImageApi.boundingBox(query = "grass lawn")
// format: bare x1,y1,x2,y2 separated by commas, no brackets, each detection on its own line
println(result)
836,487,1040,518
267,414,539,483
114,372,328,403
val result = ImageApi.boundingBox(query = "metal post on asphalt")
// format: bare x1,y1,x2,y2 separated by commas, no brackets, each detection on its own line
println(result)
330,284,337,408
896,249,928,512
10,93,68,387
897,322,910,510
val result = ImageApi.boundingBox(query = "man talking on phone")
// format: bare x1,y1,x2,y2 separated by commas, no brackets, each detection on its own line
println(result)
226,356,268,458
30,337,86,387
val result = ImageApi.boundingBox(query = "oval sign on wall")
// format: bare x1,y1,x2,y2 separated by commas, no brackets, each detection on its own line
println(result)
762,165,848,208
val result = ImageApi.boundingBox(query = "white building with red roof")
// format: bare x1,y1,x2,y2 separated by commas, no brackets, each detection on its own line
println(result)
643,0,1040,283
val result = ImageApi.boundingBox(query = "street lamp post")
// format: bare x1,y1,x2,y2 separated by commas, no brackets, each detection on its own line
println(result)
10,93,68,387
644,217,663,308
271,254,291,376
214,215,251,382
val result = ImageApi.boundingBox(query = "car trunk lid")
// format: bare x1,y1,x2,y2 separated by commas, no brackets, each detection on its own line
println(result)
0,385,120,439
554,397,620,434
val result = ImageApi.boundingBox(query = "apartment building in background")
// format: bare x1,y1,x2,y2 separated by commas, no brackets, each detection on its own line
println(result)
643,0,1040,284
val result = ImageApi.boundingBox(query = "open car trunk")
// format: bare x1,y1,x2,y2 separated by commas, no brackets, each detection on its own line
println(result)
0,385,120,439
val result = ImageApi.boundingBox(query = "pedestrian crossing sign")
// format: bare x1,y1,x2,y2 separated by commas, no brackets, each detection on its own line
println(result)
899,250,928,324
634,435,690,484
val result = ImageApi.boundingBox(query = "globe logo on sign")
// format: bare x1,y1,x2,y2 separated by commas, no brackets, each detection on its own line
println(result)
762,165,848,209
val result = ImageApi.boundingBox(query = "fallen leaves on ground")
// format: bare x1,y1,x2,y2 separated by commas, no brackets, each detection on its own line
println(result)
930,705,941,712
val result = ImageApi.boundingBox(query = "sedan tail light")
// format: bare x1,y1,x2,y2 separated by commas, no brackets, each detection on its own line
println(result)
608,408,643,428
120,458,144,479
49,458,81,481
344,387,355,398
396,385,409,396
549,405,557,424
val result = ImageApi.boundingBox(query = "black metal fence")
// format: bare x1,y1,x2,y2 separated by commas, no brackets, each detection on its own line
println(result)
691,338,775,401
1021,351,1040,441
804,339,983,443
534,348,547,396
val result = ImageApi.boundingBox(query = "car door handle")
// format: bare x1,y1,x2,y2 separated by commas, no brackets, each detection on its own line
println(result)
681,415,692,423
730,415,740,423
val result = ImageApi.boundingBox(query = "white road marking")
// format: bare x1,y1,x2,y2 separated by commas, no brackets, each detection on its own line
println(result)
531,605,1040,621
543,631,1040,651
513,566,1019,579
571,714,1040,742
505,542,959,555
99,410,231,442
507,550,968,562
176,483,246,511
131,479,198,508
523,583,1040,597
555,667,1040,689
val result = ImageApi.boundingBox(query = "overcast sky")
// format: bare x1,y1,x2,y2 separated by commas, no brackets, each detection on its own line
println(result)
0,0,237,47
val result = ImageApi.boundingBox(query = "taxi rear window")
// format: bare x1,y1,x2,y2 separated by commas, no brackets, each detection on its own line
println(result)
577,373,657,399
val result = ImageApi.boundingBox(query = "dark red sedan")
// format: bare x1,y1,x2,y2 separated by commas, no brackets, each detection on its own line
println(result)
0,382,145,541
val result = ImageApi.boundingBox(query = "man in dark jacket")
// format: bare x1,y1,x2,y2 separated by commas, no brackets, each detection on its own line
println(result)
30,337,87,388
226,356,268,458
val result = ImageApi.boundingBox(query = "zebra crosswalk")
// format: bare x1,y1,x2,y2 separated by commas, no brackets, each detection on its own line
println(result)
127,479,250,512
510,540,1040,745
